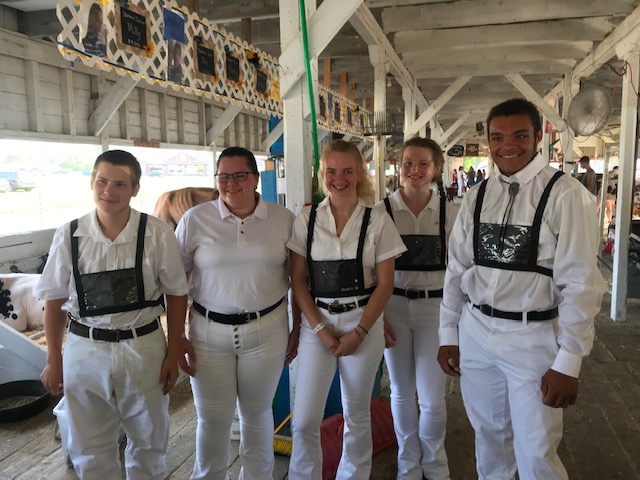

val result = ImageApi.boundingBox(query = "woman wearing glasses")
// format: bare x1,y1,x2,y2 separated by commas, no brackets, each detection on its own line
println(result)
287,140,405,479
175,147,300,480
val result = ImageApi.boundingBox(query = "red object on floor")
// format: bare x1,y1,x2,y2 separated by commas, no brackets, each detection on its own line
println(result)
320,397,397,480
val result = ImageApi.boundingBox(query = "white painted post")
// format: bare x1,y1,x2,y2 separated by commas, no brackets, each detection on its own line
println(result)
610,50,640,321
370,44,388,201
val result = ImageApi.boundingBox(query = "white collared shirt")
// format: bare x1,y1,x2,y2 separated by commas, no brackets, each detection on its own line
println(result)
175,195,295,314
439,154,606,377
375,185,459,290
35,208,189,329
286,197,406,294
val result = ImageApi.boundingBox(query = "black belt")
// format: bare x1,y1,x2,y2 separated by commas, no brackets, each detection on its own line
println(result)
473,304,558,321
393,287,443,299
316,296,370,315
69,318,160,342
193,297,285,325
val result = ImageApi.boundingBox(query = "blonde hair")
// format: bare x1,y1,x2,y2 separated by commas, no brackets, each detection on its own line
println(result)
399,137,447,200
319,140,375,204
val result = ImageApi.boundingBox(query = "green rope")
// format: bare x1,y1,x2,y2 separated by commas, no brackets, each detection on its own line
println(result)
298,0,321,200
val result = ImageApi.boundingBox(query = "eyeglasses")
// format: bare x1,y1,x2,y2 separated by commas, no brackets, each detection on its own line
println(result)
214,171,256,183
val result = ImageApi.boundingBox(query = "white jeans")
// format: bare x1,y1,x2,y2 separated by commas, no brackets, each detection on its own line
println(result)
289,303,385,480
459,304,567,480
62,327,169,480
384,295,450,480
188,302,289,480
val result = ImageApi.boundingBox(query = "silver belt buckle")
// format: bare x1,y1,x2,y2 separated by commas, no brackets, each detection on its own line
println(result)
327,300,342,315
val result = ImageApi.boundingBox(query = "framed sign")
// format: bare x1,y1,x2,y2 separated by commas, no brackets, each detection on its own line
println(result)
81,2,107,58
447,144,465,157
225,47,242,87
194,40,216,82
319,94,327,120
255,69,268,97
115,3,151,55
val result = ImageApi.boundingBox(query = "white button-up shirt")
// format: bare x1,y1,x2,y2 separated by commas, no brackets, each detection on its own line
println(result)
35,208,189,329
376,185,459,290
439,154,606,377
286,197,406,295
175,195,295,314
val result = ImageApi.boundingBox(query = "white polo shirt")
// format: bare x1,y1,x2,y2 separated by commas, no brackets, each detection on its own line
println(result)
376,185,459,290
175,195,295,314
286,197,406,294
35,208,189,329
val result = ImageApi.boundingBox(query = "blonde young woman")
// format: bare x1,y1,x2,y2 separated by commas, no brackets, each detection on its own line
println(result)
380,137,459,480
287,140,406,479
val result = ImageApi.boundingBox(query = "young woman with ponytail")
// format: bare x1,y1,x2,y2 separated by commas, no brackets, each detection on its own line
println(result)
378,137,459,480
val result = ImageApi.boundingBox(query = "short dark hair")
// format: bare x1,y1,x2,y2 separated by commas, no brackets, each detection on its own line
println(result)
486,98,542,137
92,150,141,187
217,147,258,173
579,155,590,164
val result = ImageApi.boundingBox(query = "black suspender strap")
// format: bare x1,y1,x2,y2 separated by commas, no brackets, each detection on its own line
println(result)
70,219,83,309
438,194,447,266
134,213,148,301
306,204,319,295
473,179,489,265
529,171,564,276
356,208,372,289
383,197,394,221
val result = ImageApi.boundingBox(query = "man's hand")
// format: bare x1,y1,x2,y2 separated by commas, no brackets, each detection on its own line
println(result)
284,328,300,366
41,357,64,396
437,345,461,376
160,336,197,395
383,321,396,348
541,369,579,408
174,335,197,377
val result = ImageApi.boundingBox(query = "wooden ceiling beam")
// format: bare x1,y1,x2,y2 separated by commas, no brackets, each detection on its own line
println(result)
382,0,634,33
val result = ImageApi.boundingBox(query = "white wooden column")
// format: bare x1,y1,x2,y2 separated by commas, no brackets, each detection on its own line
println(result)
541,116,550,163
561,74,578,166
402,83,416,142
369,45,388,201
611,50,640,321
280,0,317,213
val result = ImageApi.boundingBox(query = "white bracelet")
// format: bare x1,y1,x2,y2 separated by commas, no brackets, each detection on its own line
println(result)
313,322,326,335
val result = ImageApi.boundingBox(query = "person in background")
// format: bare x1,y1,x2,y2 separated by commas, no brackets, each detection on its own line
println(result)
38,150,191,479
467,166,476,188
579,156,598,196
475,169,483,185
438,98,605,480
287,140,406,479
456,166,466,198
380,137,459,480
175,147,299,480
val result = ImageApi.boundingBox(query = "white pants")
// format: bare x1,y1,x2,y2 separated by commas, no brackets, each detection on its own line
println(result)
289,303,385,480
62,327,169,480
459,304,567,480
188,302,289,480
384,295,450,480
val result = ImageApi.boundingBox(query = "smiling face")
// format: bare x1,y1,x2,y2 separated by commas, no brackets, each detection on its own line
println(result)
488,114,542,176
216,155,259,212
401,145,440,190
321,151,361,201
92,161,139,217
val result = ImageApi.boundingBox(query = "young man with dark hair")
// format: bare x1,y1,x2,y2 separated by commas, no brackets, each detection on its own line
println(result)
438,98,605,480
38,149,192,479
579,155,598,195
